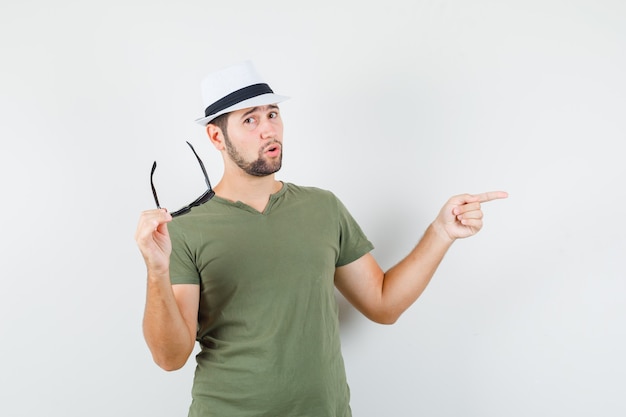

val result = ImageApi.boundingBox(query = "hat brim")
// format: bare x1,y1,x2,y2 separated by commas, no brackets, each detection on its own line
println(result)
195,93,290,126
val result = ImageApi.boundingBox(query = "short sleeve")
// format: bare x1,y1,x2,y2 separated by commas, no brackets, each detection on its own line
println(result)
334,195,374,267
168,221,201,285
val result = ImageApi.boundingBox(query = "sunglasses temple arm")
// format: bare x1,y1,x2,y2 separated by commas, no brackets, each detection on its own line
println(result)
150,161,162,209
186,141,213,190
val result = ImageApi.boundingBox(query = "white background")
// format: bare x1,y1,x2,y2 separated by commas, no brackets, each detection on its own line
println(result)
1,1,624,416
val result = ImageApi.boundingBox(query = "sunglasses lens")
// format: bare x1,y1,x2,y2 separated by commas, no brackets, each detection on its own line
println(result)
170,207,191,217
169,190,215,217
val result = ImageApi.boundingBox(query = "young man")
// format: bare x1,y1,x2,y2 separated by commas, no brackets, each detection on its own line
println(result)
135,61,507,416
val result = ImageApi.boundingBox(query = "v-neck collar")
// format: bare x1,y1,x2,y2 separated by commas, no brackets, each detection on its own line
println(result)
211,182,288,215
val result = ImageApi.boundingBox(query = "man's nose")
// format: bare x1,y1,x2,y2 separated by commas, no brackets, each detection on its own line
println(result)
259,118,277,139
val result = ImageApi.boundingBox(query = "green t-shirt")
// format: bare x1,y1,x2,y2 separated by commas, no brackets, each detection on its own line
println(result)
168,183,374,417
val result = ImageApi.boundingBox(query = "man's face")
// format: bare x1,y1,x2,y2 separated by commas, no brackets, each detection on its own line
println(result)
222,104,284,177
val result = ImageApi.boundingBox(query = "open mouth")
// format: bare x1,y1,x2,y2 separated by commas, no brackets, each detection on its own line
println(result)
264,142,281,155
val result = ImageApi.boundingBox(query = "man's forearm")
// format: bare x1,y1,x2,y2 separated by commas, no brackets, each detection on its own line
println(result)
380,223,454,322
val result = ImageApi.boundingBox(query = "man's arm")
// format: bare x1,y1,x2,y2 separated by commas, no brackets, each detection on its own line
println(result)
143,281,199,371
135,209,199,371
334,191,508,324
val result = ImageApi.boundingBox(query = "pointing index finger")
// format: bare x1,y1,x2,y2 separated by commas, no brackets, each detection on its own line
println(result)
475,191,509,203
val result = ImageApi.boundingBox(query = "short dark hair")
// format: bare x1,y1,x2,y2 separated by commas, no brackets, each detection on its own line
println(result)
208,112,230,138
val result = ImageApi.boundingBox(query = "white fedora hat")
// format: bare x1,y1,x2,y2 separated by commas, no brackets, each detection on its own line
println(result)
195,60,289,126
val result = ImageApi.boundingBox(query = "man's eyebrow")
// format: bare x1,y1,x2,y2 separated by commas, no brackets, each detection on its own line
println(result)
240,105,280,120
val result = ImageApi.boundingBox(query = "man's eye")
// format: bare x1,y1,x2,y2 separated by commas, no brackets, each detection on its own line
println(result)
244,117,255,124
269,111,278,119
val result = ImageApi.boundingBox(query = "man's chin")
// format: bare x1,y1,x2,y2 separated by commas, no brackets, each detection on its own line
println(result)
247,165,282,177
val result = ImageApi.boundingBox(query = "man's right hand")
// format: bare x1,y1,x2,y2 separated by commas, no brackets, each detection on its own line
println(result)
135,208,173,275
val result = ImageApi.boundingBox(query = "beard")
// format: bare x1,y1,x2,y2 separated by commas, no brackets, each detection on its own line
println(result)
223,133,282,177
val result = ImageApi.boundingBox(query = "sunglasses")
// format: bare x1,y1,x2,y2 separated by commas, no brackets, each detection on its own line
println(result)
150,141,215,217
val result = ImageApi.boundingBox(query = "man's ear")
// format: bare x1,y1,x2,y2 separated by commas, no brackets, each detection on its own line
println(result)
206,124,225,150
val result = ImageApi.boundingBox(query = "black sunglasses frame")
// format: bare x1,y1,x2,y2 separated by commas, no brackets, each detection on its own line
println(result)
150,141,215,217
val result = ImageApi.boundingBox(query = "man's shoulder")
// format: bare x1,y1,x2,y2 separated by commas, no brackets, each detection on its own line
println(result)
282,183,342,209
284,182,336,199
